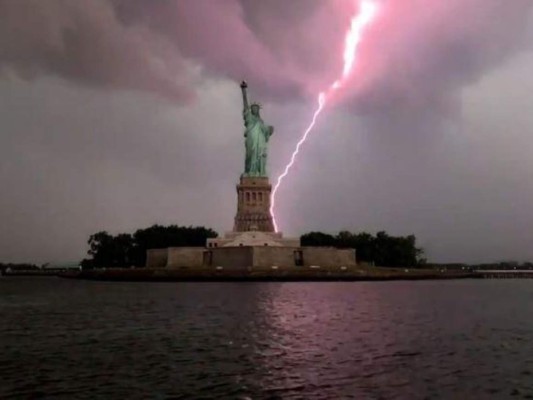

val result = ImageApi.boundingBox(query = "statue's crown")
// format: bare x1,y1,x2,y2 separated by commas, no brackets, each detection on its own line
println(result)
251,102,262,109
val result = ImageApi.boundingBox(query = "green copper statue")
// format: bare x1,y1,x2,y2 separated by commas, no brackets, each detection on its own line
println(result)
240,81,274,177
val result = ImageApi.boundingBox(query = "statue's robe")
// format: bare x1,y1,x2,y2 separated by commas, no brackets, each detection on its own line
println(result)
243,108,273,176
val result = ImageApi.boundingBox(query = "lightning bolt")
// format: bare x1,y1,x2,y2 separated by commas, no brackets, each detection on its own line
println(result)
270,0,379,232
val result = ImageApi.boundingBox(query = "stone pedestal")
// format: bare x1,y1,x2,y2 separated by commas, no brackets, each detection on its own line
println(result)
233,176,275,232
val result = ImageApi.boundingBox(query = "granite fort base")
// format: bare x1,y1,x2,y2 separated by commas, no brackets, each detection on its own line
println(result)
147,245,356,270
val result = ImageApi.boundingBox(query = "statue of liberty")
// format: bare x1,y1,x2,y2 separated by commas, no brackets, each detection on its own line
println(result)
240,81,274,177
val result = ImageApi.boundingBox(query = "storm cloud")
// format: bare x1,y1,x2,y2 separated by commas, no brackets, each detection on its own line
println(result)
0,0,532,263
1,0,531,105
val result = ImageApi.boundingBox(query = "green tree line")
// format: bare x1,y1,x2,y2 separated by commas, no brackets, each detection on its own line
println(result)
0,263,39,273
81,225,424,268
301,230,425,267
81,225,218,269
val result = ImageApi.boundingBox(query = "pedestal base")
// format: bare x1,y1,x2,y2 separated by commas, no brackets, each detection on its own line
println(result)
233,176,274,232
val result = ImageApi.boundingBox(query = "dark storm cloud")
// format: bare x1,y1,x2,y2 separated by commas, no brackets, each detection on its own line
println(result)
1,0,531,106
108,0,349,98
0,0,193,102
0,0,337,101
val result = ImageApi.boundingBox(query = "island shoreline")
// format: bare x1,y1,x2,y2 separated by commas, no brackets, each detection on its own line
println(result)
57,268,482,282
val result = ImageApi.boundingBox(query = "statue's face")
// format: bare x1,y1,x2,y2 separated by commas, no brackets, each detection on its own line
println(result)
251,105,260,115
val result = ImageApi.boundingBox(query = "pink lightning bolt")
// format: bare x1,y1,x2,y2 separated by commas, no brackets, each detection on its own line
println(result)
270,0,379,232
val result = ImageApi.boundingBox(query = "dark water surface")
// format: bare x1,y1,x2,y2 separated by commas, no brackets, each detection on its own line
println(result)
1,278,533,399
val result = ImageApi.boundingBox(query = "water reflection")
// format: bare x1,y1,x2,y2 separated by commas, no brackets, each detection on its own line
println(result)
250,283,425,398
1,279,533,399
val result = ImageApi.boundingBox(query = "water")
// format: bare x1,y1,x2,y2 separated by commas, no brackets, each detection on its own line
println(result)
1,278,532,399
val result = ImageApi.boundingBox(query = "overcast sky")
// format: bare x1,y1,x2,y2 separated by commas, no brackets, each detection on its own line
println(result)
1,0,532,264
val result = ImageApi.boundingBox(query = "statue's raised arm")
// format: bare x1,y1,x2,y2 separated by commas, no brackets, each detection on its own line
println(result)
240,80,249,111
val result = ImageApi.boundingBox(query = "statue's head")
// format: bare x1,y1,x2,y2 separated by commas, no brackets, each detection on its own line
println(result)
251,103,261,116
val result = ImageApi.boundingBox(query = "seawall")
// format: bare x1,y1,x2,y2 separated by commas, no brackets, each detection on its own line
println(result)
59,267,481,282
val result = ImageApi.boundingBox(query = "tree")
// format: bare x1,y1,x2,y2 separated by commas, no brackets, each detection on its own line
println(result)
81,225,218,268
299,230,424,267
131,225,218,266
82,231,134,269
350,232,375,263
301,231,337,247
